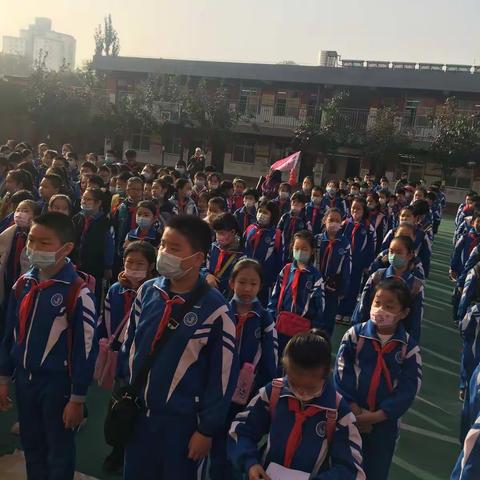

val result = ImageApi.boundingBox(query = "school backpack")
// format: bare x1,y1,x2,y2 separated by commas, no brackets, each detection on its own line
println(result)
14,273,87,377
268,377,340,446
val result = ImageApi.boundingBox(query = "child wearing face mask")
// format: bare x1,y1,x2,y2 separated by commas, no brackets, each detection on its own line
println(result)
205,213,244,297
169,178,198,216
124,200,161,250
234,188,258,235
72,188,114,305
229,329,365,480
336,198,376,325
366,192,388,255
97,240,156,473
48,194,72,216
268,230,325,361
352,236,425,342
278,192,308,263
305,186,324,236
335,279,422,480
272,182,292,217
209,259,277,480
314,208,352,337
320,180,347,218
191,172,207,203
0,200,41,315
244,200,283,306
232,178,247,211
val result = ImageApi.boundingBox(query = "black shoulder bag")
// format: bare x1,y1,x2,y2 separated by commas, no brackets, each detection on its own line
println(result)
104,281,209,447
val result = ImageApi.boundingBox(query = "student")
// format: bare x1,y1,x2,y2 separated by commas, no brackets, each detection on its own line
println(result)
234,188,258,235
72,188,114,304
268,230,325,359
320,180,347,218
232,178,247,211
459,303,480,404
0,200,41,308
337,198,376,325
191,171,207,202
124,149,139,173
39,173,63,214
174,159,188,178
314,207,352,336
352,236,425,342
220,180,235,212
228,329,365,480
170,178,198,216
0,190,35,235
451,413,480,480
0,212,98,480
244,200,283,305
48,193,72,216
110,171,133,215
272,182,292,217
278,192,307,263
458,261,480,323
98,240,156,473
456,192,477,228
0,169,34,220
207,172,222,192
366,192,388,254
125,200,162,249
412,199,434,242
205,196,227,227
151,178,174,224
334,278,422,480
451,212,480,281
301,175,314,198
205,213,243,297
118,215,239,479
210,258,278,480
305,186,324,235
197,191,210,219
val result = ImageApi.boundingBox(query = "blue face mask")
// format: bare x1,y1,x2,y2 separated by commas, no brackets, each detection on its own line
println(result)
232,293,257,305
293,249,311,265
388,252,408,269
136,216,152,230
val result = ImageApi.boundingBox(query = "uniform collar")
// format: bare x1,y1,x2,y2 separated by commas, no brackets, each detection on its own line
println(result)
24,258,77,285
152,275,203,297
292,260,313,273
230,298,262,317
280,377,339,411
361,319,408,345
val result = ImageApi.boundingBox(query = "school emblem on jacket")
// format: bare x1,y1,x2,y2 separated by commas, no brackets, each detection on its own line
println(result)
264,236,271,244
338,248,345,255
395,350,404,364
305,280,313,290
183,312,198,327
316,421,326,438
255,327,261,339
51,293,64,307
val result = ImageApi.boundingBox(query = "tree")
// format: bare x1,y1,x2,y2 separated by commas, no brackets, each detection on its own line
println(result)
94,14,120,56
431,97,480,180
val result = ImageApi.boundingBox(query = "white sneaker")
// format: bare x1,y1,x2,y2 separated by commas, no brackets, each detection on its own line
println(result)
10,422,20,435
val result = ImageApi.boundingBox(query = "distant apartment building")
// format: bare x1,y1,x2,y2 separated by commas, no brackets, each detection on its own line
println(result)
92,51,480,202
2,17,76,70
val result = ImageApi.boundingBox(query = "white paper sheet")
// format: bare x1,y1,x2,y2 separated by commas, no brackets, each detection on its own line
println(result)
266,462,310,480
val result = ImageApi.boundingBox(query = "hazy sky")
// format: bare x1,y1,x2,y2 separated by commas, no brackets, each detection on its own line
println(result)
1,0,479,68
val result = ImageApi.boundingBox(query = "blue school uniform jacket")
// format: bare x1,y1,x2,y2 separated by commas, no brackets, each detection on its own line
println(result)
230,298,278,389
351,266,425,342
233,206,256,235
382,227,432,278
267,261,325,330
169,193,199,216
460,363,480,444
314,232,351,297
228,378,365,479
367,210,388,254
460,304,480,388
271,196,291,216
126,226,161,248
458,266,480,321
118,276,238,436
452,230,480,278
305,202,324,236
320,193,347,218
278,211,307,261
334,320,422,419
0,260,98,401
458,246,480,289
244,224,283,288
205,241,244,297
113,199,137,255
452,414,480,480
341,218,376,270
98,280,137,339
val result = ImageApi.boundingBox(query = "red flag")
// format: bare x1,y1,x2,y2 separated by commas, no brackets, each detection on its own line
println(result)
270,151,301,172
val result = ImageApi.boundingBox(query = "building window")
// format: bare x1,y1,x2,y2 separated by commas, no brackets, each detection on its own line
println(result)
233,139,256,164
238,89,259,116
270,142,290,163
131,133,150,152
446,169,472,189
164,137,182,154
274,97,287,116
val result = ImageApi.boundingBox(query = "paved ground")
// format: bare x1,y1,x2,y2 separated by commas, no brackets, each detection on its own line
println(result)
0,216,463,479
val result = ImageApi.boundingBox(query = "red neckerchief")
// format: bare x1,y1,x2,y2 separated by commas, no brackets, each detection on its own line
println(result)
128,206,137,230
321,239,335,273
235,311,256,342
351,222,361,251
252,228,265,255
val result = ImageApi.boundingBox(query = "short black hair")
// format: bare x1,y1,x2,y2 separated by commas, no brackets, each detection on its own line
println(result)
208,196,227,211
80,160,97,173
291,192,306,204
257,200,280,227
42,173,63,191
124,240,156,264
230,258,263,284
87,174,104,188
374,278,413,310
11,189,34,207
18,199,41,217
118,171,133,182
243,188,259,200
212,213,239,233
283,329,331,371
125,149,137,159
84,188,104,203
175,178,191,191
137,200,157,216
166,215,212,256
351,197,369,220
390,235,415,254
33,212,76,244
411,199,429,217
426,191,437,202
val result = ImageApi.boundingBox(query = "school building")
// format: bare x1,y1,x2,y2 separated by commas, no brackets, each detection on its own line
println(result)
92,52,480,202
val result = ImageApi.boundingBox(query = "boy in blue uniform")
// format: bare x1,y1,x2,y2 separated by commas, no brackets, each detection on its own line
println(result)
118,215,238,479
305,186,324,235
320,180,347,218
125,200,162,249
233,188,258,235
272,182,292,217
0,212,98,480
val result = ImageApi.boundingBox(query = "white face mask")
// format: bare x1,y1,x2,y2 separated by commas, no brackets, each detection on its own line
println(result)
326,222,341,234
156,250,196,280
14,212,31,228
142,171,153,181
124,268,147,282
370,305,398,327
26,246,64,269
244,199,255,208
256,212,270,227
290,382,324,402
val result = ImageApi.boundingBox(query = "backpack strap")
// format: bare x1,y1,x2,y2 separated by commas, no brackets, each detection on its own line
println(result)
277,263,292,313
269,377,284,420
216,252,238,279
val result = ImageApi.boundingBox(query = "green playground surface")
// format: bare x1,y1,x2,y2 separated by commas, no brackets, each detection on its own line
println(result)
0,216,463,479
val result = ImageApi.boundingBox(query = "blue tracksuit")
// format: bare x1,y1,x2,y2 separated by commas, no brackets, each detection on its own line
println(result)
458,265,480,322
305,201,324,236
118,276,238,479
0,211,14,234
459,304,480,392
126,225,162,248
169,193,199,216
338,218,376,318
314,231,351,336
113,198,138,259
210,298,278,480
460,363,480,444
334,320,422,480
452,230,480,279
228,378,365,479
382,227,432,278
0,260,98,480
271,196,291,216
369,248,425,277
320,193,347,218
205,241,244,297
233,206,256,235
368,210,388,254
278,211,307,263
454,216,473,246
244,223,283,305
352,265,425,342
458,246,480,289
452,414,480,480
267,261,325,356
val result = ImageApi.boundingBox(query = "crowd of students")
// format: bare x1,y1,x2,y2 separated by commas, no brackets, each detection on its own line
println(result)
0,138,471,479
